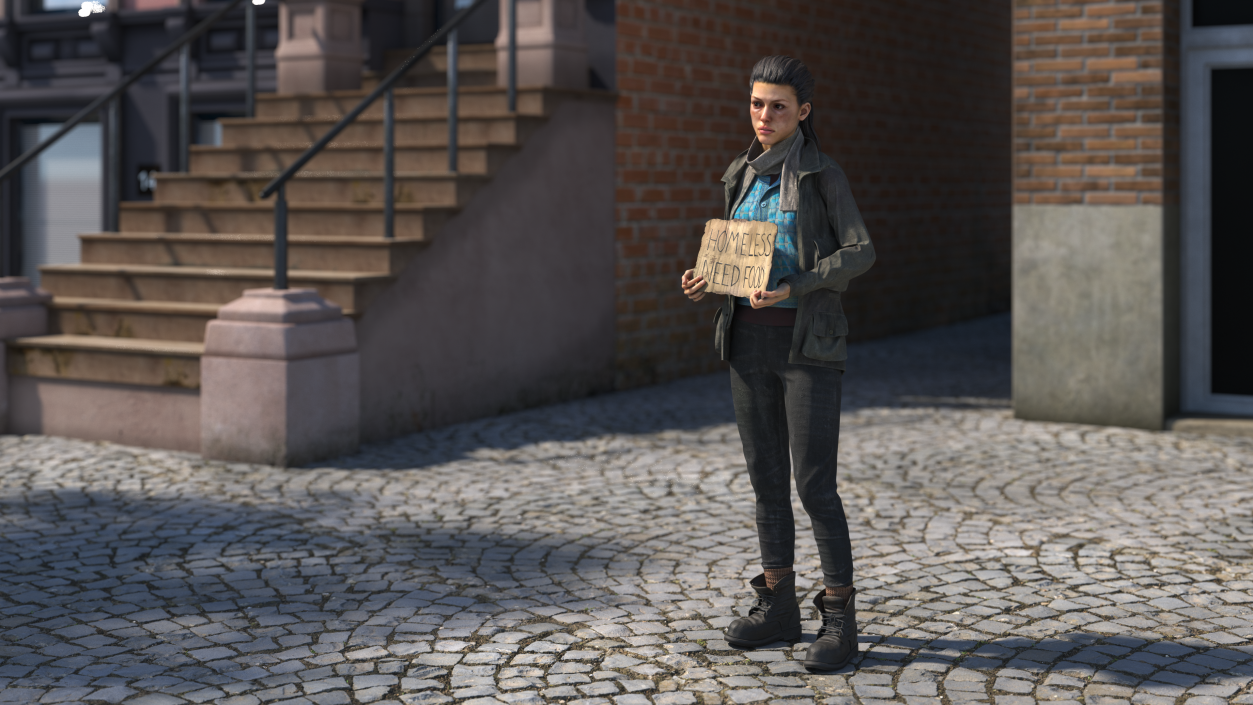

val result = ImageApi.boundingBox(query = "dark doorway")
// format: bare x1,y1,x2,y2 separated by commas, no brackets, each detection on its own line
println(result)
1194,0,1253,27
1210,68,1253,395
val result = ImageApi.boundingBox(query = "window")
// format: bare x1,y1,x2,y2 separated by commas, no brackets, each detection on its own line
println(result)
27,38,103,61
34,0,84,11
207,29,240,53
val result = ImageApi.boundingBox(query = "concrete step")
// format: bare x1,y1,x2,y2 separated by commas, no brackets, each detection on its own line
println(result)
39,264,393,313
50,298,219,343
362,44,498,91
362,69,497,91
389,43,498,74
152,171,487,207
219,112,545,149
1169,417,1253,439
80,233,425,275
190,142,519,175
254,86,579,122
118,201,455,238
7,334,202,389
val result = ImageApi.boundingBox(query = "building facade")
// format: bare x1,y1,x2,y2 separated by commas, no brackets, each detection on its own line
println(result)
0,0,514,281
613,0,1013,387
0,0,1246,457
1012,0,1253,430
0,0,278,276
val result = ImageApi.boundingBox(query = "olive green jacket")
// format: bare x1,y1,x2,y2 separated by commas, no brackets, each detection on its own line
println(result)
713,138,876,369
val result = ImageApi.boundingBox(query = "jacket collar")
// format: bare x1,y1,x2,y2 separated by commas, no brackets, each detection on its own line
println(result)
722,131,825,187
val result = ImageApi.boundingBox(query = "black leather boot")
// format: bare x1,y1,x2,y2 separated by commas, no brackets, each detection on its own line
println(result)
803,589,859,670
724,573,802,648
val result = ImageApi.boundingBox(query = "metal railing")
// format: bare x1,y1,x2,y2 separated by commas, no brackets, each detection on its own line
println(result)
258,0,514,290
0,0,263,230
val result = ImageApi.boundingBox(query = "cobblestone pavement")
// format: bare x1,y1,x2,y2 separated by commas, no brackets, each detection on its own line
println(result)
2,314,1252,705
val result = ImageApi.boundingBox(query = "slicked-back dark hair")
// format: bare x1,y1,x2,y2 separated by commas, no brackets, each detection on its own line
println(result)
749,55,818,147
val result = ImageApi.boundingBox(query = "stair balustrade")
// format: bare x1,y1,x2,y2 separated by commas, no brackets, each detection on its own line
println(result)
0,0,265,233
258,0,509,290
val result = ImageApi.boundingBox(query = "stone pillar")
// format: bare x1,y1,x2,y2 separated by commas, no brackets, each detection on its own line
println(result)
1010,0,1179,430
275,0,364,94
201,288,359,467
0,278,51,432
495,0,587,90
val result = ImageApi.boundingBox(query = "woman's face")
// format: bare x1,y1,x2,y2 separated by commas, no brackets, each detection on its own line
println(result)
750,82,812,149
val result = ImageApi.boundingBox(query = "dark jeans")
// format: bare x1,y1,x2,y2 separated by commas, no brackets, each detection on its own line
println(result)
729,318,854,588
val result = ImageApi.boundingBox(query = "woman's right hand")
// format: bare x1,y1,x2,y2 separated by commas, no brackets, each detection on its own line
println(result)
681,269,708,301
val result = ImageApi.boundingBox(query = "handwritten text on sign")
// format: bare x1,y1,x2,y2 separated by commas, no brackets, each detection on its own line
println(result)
693,219,779,298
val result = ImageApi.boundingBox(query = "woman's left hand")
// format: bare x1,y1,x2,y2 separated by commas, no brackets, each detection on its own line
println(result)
749,283,791,309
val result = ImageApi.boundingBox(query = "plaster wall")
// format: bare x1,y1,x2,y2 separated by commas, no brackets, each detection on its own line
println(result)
1013,204,1179,430
7,377,200,451
356,94,615,439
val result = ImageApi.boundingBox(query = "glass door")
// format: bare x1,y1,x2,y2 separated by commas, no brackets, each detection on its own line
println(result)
18,121,102,285
1181,3,1253,415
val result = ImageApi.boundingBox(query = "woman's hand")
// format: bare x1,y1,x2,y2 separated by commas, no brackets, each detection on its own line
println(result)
749,283,791,309
681,269,708,301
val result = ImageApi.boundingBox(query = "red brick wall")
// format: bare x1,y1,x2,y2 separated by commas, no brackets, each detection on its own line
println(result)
1014,0,1181,206
613,0,1013,388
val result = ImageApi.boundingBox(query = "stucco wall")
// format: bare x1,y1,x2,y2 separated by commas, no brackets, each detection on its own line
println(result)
355,95,616,440
1012,204,1179,429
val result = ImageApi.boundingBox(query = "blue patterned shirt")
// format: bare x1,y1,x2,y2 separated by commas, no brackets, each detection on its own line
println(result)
733,174,800,308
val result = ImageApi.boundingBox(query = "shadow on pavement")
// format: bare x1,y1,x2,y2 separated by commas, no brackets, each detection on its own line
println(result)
0,487,614,612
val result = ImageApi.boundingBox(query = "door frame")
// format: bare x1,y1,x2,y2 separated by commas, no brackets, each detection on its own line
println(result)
1181,14,1253,415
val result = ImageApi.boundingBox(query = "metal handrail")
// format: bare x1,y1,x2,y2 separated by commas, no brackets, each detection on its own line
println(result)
0,0,255,187
258,0,509,290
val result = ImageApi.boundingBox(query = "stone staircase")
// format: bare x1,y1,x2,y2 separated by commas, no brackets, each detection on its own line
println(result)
5,45,585,441
364,42,499,90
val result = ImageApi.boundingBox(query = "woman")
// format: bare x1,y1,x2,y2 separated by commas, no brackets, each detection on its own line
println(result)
680,56,875,671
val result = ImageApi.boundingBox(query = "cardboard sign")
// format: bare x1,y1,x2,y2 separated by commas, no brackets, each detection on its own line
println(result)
692,219,778,297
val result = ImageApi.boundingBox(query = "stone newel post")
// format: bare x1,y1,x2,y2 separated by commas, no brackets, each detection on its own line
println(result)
0,278,50,432
496,0,588,89
201,288,359,467
274,0,365,93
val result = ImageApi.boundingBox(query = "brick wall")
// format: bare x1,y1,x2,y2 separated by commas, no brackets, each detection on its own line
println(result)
613,0,1013,388
1014,0,1181,205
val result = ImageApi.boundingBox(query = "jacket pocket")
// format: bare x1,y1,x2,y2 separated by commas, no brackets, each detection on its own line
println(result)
801,311,849,361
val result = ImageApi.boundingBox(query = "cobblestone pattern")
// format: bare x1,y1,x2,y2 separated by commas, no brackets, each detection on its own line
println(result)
2,315,1252,705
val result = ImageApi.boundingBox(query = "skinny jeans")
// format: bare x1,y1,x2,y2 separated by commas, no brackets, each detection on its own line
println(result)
728,317,854,588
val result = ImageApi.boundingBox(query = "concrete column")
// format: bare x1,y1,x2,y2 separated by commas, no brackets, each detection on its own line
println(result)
495,0,587,90
1011,3,1179,431
1012,205,1179,430
0,278,51,432
201,288,359,467
275,0,364,94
